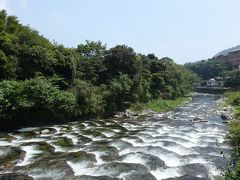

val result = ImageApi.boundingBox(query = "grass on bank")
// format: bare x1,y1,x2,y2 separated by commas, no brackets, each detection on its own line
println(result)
130,97,189,113
224,91,240,178
225,91,240,120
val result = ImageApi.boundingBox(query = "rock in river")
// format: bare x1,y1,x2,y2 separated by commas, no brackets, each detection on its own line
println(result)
15,159,75,179
0,146,25,169
0,172,34,180
220,113,232,120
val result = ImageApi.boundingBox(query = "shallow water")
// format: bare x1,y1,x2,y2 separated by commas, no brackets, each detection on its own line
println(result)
0,94,230,180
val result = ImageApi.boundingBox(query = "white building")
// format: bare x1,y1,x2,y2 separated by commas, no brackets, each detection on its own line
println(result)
207,78,219,87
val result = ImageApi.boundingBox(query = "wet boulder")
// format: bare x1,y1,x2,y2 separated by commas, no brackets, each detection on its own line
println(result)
0,172,34,180
36,141,55,153
81,130,107,138
0,146,26,168
220,113,232,121
180,163,209,178
84,145,119,162
22,141,55,157
0,134,16,142
109,139,133,151
19,131,40,139
15,159,75,179
60,126,73,132
77,135,93,144
40,127,57,134
122,172,157,180
54,150,96,163
53,137,74,147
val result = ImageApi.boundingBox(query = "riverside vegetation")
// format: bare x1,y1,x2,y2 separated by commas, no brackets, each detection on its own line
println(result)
223,91,240,179
0,10,198,130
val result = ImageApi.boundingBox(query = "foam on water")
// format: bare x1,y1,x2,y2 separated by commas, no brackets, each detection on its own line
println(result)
120,153,147,165
101,131,115,138
64,134,78,144
17,145,41,166
151,167,183,179
67,161,92,176
205,163,222,177
184,156,208,165
121,137,144,147
0,149,5,156
0,140,12,146
154,153,183,167
150,142,197,156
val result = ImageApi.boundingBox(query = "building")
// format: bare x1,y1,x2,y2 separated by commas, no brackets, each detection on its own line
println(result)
213,49,240,70
228,50,240,70
207,78,219,87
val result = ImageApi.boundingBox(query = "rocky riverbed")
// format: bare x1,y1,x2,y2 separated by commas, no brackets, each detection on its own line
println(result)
0,94,231,179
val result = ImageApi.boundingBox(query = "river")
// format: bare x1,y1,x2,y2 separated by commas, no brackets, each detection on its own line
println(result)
0,94,230,180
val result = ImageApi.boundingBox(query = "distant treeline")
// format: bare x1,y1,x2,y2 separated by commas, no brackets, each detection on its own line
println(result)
0,10,197,130
185,60,240,88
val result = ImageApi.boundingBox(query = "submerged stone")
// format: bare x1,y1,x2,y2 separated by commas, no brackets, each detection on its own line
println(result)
77,135,93,144
0,146,25,169
54,150,96,163
15,159,75,179
53,137,74,147
22,141,55,157
81,130,106,138
0,172,34,180
84,145,119,162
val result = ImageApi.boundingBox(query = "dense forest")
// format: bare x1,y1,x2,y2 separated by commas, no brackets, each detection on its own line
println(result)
0,10,197,130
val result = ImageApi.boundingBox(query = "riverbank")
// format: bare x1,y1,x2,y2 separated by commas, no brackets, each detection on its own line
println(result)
222,91,240,178
130,96,191,113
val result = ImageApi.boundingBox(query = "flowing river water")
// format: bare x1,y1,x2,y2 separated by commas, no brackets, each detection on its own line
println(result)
0,94,230,180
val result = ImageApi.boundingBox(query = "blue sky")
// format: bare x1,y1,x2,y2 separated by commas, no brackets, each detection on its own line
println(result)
1,0,240,64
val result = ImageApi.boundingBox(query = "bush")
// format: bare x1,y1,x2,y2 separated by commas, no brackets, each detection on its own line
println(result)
70,80,105,117
224,92,240,178
0,77,78,129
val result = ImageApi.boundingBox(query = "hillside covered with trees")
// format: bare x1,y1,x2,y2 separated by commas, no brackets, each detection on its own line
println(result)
185,58,240,88
0,10,197,130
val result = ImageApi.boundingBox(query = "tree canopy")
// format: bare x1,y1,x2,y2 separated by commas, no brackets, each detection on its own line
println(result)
0,10,197,130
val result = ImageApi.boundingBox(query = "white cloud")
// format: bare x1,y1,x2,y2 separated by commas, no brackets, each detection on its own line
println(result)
0,0,9,11
19,0,27,7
